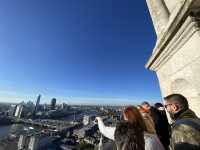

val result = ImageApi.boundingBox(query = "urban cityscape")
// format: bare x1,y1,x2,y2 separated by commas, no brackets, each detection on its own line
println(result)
1,0,200,150
0,95,122,150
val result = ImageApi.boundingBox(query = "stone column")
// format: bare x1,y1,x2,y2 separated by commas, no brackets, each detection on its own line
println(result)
146,0,170,36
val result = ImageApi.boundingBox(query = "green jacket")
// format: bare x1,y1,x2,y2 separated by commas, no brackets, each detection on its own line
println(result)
171,109,200,150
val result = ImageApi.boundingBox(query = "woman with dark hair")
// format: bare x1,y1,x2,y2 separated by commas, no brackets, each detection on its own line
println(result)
96,106,165,150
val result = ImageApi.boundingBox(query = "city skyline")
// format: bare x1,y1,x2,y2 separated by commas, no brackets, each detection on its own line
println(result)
0,0,162,104
0,91,160,105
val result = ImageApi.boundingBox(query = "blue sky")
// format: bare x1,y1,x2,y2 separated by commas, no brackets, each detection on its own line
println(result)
0,0,161,105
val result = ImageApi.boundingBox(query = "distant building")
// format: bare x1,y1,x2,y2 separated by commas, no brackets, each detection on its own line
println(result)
61,103,69,110
14,104,23,118
83,115,90,126
18,135,25,149
8,104,16,116
18,134,57,150
18,135,30,150
51,98,56,110
73,124,98,139
33,95,41,114
83,115,95,126
26,101,35,112
28,136,38,150
29,134,57,150
43,103,50,111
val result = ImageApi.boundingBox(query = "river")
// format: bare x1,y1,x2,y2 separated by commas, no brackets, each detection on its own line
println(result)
0,112,97,139
0,124,25,139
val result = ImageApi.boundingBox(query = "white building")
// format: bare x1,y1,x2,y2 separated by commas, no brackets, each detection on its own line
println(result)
83,115,90,126
18,135,26,150
14,104,23,118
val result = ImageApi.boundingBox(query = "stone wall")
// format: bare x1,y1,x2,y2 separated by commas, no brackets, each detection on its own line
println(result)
146,0,200,117
156,21,200,116
164,0,185,13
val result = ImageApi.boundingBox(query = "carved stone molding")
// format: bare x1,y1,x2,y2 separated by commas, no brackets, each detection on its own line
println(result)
147,15,200,71
146,0,200,70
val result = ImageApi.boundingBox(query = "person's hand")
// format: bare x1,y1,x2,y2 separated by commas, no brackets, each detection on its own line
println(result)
94,117,102,124
96,117,101,121
93,119,98,124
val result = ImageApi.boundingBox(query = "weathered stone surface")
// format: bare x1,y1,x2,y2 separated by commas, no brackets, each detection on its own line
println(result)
146,0,200,117
164,0,185,13
146,0,170,36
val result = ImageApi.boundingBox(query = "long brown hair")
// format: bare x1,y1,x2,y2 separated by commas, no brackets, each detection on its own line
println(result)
123,106,147,131
114,106,146,150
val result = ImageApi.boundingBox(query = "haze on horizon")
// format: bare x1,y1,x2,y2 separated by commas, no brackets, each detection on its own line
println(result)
0,0,162,105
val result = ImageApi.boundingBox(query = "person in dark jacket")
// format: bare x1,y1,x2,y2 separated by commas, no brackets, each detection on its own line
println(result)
164,94,200,150
154,103,171,150
141,101,170,149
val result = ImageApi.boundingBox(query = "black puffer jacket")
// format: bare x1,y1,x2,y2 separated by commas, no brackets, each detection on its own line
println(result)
171,109,200,150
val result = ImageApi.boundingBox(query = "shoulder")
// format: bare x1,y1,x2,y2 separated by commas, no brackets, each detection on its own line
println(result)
144,133,164,150
172,118,200,133
144,133,159,144
172,118,200,146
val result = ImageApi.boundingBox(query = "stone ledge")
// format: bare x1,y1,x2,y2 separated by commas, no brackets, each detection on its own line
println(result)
149,16,200,71
146,0,199,70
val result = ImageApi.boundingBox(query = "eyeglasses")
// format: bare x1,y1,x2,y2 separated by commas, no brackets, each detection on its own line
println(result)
164,103,173,108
